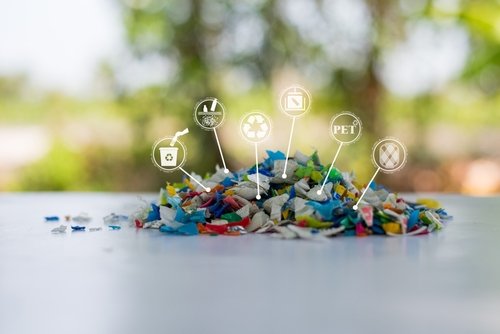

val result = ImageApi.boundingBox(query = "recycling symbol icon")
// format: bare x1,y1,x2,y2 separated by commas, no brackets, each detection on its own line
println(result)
243,115,269,139
239,111,272,144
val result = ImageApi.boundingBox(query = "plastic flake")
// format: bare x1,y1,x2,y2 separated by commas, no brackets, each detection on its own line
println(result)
72,213,92,223
51,225,67,233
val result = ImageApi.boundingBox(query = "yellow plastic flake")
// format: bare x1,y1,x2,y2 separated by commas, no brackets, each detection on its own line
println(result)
282,209,290,220
416,198,441,209
222,190,235,196
277,186,292,195
311,171,323,183
335,184,347,198
346,191,355,200
166,183,176,197
185,178,196,190
382,222,402,234
352,181,362,191
295,215,333,229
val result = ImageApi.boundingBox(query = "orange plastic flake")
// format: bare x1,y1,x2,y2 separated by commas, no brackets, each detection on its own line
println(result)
224,231,240,236
197,223,207,234
212,185,225,192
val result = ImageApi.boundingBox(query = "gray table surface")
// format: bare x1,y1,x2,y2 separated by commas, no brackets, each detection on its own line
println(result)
0,192,499,334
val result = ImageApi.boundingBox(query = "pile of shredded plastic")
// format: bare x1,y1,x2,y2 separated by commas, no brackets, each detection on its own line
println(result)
130,150,451,240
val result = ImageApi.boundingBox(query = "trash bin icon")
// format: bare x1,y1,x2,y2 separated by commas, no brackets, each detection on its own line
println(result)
379,143,399,169
160,147,178,167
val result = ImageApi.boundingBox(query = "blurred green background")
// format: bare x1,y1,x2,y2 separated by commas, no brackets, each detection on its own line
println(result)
1,0,500,194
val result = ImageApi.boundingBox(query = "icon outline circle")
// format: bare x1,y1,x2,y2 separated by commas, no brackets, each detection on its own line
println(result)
371,137,407,174
239,110,273,144
329,111,363,145
193,97,226,131
151,136,188,173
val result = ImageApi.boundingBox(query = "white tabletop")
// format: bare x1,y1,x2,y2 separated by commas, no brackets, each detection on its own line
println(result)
0,193,499,334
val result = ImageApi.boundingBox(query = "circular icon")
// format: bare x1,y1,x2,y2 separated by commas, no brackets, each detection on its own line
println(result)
371,137,407,174
278,85,312,118
329,111,363,145
239,111,272,144
193,97,226,131
151,136,188,173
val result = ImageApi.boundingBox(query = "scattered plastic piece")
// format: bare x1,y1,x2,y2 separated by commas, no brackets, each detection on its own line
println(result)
45,216,59,221
72,212,92,223
103,213,128,223
108,225,121,230
129,150,451,240
89,227,102,232
71,226,86,231
51,225,67,233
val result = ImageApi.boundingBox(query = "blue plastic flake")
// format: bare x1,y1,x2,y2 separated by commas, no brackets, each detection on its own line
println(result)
263,150,286,168
407,210,420,231
160,225,176,233
174,207,185,222
146,204,161,222
182,210,206,224
176,223,199,236
371,225,385,235
306,200,342,221
71,226,85,231
108,225,121,230
343,229,356,236
167,196,182,210
221,177,235,188
45,216,59,221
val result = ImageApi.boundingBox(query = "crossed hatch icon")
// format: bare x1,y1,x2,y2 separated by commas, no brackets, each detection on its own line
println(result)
379,143,399,168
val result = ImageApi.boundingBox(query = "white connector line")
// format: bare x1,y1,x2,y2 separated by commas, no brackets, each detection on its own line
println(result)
353,167,380,210
255,143,261,200
213,128,229,174
317,143,343,195
179,167,211,192
282,116,296,178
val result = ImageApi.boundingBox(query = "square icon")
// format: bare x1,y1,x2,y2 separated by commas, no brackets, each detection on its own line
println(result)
286,92,304,111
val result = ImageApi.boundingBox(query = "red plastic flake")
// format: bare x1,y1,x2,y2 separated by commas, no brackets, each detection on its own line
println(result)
205,223,228,234
227,217,251,228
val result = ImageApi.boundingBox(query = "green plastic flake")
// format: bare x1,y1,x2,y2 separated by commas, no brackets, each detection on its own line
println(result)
296,216,333,229
420,215,433,225
159,188,168,205
221,212,242,222
341,216,354,228
173,183,185,189
295,160,315,178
